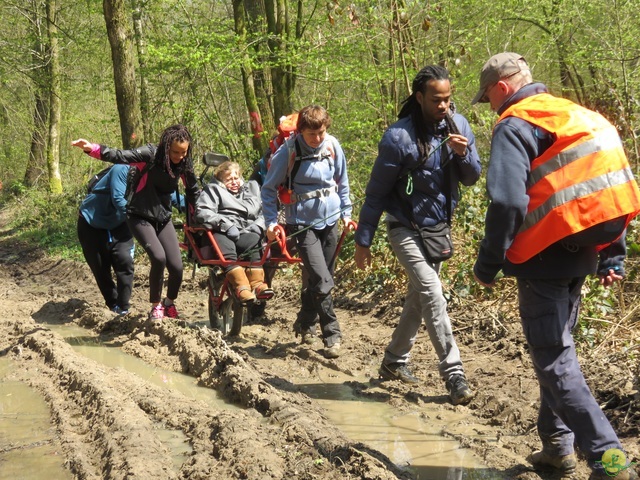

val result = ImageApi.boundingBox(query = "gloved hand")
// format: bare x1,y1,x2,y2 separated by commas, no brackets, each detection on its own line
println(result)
226,225,240,241
247,224,262,235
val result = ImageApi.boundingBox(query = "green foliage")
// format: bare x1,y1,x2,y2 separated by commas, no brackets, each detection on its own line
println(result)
0,0,637,352
8,181,27,197
5,186,85,261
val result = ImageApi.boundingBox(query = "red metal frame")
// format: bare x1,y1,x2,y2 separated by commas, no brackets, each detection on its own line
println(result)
180,221,357,315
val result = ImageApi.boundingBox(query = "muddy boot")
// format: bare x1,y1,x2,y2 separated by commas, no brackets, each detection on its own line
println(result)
226,267,256,304
246,267,274,300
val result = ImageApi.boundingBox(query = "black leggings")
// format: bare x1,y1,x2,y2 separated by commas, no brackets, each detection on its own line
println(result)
127,216,183,303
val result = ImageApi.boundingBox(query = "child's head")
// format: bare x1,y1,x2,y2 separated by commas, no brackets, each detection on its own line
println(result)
214,161,243,193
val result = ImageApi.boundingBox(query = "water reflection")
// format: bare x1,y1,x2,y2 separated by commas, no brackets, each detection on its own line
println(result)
297,380,500,479
51,324,230,409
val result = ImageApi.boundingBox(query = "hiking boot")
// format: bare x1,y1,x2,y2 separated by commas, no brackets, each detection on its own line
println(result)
148,304,164,322
301,333,317,345
446,374,475,405
529,450,577,474
111,306,129,316
378,363,420,384
324,343,341,359
589,467,638,480
226,267,256,304
246,268,275,300
163,302,179,319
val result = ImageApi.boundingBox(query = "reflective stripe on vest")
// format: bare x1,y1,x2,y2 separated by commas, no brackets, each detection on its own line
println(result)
497,93,640,264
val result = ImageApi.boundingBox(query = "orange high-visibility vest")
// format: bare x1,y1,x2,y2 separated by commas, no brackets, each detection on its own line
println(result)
496,93,640,264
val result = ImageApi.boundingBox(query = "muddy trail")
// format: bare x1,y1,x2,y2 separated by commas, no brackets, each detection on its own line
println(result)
0,213,638,479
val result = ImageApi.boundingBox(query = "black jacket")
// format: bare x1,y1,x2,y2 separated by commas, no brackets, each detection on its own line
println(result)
98,143,200,225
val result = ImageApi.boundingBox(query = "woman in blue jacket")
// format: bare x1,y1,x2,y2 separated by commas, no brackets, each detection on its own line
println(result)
78,164,134,315
261,105,352,359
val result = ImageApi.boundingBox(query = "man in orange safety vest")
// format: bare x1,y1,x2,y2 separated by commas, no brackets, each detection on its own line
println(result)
472,52,639,480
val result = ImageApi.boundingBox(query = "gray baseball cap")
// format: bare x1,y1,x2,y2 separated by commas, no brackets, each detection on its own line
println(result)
471,52,527,105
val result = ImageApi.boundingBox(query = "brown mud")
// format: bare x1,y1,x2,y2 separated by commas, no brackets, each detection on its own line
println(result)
0,210,638,479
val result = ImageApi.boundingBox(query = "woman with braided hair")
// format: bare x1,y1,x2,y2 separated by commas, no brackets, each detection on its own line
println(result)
72,124,200,321
354,65,481,405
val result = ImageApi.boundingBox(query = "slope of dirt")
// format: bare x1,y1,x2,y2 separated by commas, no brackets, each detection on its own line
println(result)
0,208,638,479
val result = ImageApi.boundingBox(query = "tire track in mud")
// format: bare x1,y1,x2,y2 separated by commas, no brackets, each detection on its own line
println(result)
0,238,411,479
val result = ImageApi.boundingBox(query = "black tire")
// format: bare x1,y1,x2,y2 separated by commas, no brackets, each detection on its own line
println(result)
208,269,224,331
217,298,235,334
250,301,266,318
229,302,250,336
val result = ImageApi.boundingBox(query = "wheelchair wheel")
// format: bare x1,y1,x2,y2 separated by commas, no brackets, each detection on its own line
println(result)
207,269,223,331
213,298,234,334
229,301,249,336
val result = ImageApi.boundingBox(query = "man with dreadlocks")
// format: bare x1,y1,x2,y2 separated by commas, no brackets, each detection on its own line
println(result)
72,124,200,321
354,65,481,405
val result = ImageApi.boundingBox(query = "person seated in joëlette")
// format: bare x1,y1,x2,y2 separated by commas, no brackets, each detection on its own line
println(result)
193,160,273,304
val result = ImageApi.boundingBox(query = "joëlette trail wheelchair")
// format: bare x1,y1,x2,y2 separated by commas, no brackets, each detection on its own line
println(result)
181,152,356,336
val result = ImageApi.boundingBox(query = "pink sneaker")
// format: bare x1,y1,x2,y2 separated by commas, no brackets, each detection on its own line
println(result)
164,303,179,319
148,304,164,321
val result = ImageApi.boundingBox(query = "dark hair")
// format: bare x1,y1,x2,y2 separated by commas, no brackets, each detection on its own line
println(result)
398,65,451,158
297,105,332,131
155,124,193,178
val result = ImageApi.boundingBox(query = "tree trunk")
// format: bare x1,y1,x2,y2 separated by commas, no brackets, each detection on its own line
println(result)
131,0,151,144
24,94,48,187
103,0,143,148
243,0,275,137
46,0,62,194
232,0,268,154
265,0,296,121
23,0,49,188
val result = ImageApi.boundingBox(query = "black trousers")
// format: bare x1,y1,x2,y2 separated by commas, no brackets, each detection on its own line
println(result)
77,216,134,310
212,231,262,273
292,223,341,347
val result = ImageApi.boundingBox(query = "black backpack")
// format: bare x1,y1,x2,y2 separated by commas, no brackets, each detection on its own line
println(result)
86,166,113,194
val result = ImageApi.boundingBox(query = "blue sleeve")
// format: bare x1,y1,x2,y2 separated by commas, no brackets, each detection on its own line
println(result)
332,140,352,219
474,119,536,283
171,193,186,213
453,114,482,186
355,128,406,247
261,143,290,226
597,233,626,276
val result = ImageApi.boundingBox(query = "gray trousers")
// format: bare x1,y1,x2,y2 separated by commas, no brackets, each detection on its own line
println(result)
384,225,464,380
517,277,622,470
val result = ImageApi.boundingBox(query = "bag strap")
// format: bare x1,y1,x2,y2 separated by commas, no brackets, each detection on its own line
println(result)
285,135,335,191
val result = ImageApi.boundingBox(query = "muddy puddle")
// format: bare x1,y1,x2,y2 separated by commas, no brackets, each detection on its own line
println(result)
53,323,229,409
292,372,495,479
0,357,72,480
8,321,496,478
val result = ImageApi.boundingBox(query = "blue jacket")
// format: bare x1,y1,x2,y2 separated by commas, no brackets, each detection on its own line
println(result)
355,113,481,248
261,133,352,228
79,164,129,230
474,83,627,283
